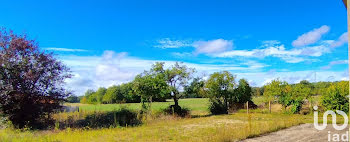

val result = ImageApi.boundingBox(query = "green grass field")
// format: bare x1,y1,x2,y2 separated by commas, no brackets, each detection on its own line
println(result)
67,98,210,115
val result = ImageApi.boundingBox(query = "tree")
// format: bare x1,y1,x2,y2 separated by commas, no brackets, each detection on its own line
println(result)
66,95,80,103
291,83,311,113
234,79,252,103
102,85,119,104
321,82,349,113
120,82,140,103
184,77,205,98
81,89,95,104
91,87,107,104
152,62,195,113
0,29,71,129
205,71,236,114
263,79,283,113
132,70,169,112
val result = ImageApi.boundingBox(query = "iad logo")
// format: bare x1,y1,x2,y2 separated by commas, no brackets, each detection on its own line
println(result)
313,106,348,130
313,106,349,142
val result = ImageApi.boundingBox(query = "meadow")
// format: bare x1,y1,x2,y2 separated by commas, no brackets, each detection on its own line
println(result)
1,112,313,142
67,98,210,116
1,97,345,142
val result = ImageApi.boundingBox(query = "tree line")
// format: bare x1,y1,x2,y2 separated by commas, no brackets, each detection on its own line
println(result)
80,63,254,115
261,79,348,113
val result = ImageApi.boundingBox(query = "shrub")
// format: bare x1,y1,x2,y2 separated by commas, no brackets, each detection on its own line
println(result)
321,82,349,113
55,107,141,129
161,105,190,117
209,100,228,115
78,108,141,128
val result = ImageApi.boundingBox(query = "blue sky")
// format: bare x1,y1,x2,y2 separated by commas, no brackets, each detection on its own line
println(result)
1,0,349,95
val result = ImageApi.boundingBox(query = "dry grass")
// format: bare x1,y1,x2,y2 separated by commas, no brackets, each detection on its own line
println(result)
0,113,314,142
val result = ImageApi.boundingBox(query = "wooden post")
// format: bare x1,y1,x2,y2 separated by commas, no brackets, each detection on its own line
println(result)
246,101,249,114
269,101,271,113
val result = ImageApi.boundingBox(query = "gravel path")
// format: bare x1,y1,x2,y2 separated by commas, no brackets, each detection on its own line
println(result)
242,124,349,142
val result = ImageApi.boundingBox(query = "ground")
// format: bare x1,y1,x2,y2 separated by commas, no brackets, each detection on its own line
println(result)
0,113,315,141
243,124,349,142
0,98,345,142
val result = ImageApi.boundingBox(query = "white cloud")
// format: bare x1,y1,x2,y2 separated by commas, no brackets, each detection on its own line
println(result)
193,39,233,55
292,25,330,47
155,38,191,48
171,52,192,58
236,70,348,86
213,43,330,63
330,32,348,48
321,60,348,70
44,47,88,52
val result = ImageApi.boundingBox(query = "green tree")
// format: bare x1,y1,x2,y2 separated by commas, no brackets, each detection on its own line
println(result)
102,85,120,104
132,70,169,112
263,79,283,113
152,62,195,113
205,71,236,114
81,89,95,104
321,82,349,112
234,79,252,103
87,87,106,104
66,95,80,103
120,83,141,103
184,77,205,98
290,83,311,113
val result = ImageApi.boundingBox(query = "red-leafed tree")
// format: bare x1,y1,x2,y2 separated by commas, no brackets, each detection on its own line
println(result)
0,29,71,129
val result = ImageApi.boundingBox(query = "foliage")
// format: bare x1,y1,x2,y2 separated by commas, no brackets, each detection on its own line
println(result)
252,87,264,96
150,62,195,114
132,68,170,114
0,29,71,129
265,80,312,114
234,79,252,103
183,77,205,98
263,79,283,103
80,89,95,104
78,108,141,128
205,71,236,114
66,95,80,103
161,106,190,117
82,83,141,104
321,81,349,113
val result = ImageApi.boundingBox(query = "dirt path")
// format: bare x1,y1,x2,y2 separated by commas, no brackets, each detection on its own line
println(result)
242,124,348,142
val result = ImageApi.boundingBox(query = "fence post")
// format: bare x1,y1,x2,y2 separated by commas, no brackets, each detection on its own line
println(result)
246,101,249,114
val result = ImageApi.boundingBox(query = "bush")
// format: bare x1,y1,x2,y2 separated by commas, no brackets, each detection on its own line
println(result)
209,101,228,115
56,108,141,129
321,82,349,113
80,108,141,128
290,101,303,114
162,105,190,117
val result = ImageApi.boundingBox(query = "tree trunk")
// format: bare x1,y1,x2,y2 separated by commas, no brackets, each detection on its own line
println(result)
173,95,179,107
224,97,228,114
269,101,271,113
